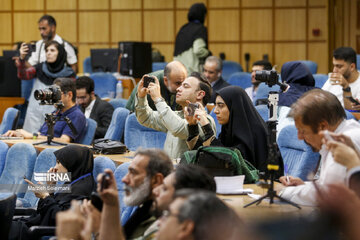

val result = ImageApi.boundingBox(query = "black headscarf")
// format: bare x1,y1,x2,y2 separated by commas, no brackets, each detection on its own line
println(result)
45,41,67,73
279,61,316,107
174,3,208,56
216,86,269,172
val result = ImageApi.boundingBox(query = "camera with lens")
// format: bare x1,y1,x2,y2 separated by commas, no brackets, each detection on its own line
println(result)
34,84,62,105
255,70,279,87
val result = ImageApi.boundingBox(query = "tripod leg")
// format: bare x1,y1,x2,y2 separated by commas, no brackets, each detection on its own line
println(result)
275,194,302,209
243,194,269,208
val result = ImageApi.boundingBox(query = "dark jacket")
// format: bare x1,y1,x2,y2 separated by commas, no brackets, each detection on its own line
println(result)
210,76,230,103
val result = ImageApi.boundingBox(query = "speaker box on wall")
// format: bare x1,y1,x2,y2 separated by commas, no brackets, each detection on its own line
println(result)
0,55,21,97
119,42,152,78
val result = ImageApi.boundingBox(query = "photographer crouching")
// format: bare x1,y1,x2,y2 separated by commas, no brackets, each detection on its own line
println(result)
4,78,86,143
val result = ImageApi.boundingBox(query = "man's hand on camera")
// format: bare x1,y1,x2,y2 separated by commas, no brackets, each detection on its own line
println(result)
148,76,162,101
97,169,119,207
137,76,149,98
19,42,29,60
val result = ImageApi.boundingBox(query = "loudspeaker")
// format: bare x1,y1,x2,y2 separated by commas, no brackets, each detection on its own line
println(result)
0,56,21,97
119,42,152,78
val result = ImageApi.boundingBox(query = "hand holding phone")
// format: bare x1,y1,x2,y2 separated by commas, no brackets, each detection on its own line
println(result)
143,76,155,88
187,103,199,116
345,96,360,105
100,173,110,192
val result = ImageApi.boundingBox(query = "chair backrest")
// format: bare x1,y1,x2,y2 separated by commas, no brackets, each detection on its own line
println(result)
255,105,269,122
0,193,16,239
345,110,356,120
83,57,93,74
209,109,221,137
152,62,167,72
222,61,243,81
357,54,360,70
109,98,128,109
0,141,9,178
277,125,320,180
253,83,280,106
0,107,19,134
0,143,37,198
227,72,252,89
93,156,116,182
313,74,328,88
19,148,57,207
90,72,118,98
299,60,318,74
124,113,167,151
105,107,130,141
79,118,97,145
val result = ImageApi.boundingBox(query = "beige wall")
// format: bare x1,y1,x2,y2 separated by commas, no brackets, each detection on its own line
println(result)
0,0,329,73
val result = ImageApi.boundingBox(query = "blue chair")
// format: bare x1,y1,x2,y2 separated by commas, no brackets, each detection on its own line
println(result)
90,72,118,98
109,98,128,109
17,148,57,207
313,74,328,88
0,193,16,239
114,162,137,225
222,61,243,81
124,113,167,151
152,62,167,72
79,118,97,145
227,72,252,89
345,110,356,120
105,107,130,141
253,83,280,106
0,143,37,198
0,107,19,134
93,156,116,182
255,105,269,122
299,60,317,74
209,109,221,137
277,125,320,180
83,57,93,74
0,141,9,178
357,54,360,70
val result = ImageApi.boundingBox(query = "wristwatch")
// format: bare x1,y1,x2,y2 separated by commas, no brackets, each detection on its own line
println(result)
154,97,164,104
343,86,351,92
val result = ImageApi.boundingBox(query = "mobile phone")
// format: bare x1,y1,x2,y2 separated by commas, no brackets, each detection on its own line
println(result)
143,76,155,88
90,192,103,211
100,173,110,192
187,103,199,116
345,96,360,105
25,43,36,55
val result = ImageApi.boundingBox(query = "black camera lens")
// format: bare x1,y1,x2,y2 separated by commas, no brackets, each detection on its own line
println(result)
34,85,62,104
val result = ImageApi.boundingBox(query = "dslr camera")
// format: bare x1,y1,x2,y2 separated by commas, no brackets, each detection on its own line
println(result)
255,70,279,87
34,84,62,105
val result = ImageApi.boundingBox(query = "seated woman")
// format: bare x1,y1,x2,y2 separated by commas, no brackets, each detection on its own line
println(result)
17,40,76,134
185,86,271,173
10,145,95,239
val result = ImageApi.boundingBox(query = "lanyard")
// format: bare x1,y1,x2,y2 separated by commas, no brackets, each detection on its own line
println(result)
70,173,92,186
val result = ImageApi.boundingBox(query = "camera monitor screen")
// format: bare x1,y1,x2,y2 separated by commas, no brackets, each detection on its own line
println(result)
91,48,119,72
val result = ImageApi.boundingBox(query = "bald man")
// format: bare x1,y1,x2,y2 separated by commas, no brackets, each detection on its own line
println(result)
126,61,188,112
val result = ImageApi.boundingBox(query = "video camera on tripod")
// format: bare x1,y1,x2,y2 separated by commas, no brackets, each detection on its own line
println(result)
34,84,63,108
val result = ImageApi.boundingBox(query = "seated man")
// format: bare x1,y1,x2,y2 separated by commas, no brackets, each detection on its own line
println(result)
76,76,114,139
278,89,360,206
4,78,86,143
135,72,216,159
126,61,187,112
203,56,229,103
245,60,272,102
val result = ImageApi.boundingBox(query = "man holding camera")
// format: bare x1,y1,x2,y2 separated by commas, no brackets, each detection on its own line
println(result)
135,72,216,159
4,78,86,143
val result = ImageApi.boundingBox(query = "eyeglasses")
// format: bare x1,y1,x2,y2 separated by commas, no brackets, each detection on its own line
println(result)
161,210,179,219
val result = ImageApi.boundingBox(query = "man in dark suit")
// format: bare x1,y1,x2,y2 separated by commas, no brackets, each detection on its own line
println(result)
203,56,230,103
76,76,114,139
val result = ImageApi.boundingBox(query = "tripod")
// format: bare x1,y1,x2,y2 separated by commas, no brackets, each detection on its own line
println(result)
244,91,301,209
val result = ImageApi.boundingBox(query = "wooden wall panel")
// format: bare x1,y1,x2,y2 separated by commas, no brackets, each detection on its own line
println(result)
242,9,272,41
0,45,13,55
79,0,108,10
46,0,76,10
111,0,141,9
14,13,43,42
241,43,273,67
242,0,272,7
79,12,109,42
208,10,239,41
175,10,188,34
308,8,328,41
152,43,174,62
275,0,306,7
111,12,142,42
48,12,77,43
309,0,326,6
0,0,11,10
275,43,306,70
0,14,12,43
144,0,173,9
209,0,239,8
13,0,43,10
144,11,174,42
308,43,328,74
208,43,240,62
275,9,306,40
176,0,206,9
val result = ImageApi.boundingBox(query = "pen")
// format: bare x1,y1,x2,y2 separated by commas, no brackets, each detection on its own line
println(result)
284,164,290,184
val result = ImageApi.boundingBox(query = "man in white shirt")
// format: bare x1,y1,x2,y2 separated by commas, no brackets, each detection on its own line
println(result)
278,89,360,206
322,47,360,110
27,15,78,72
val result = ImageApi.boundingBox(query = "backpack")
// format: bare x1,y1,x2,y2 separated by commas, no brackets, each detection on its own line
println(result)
180,146,259,184
92,138,127,154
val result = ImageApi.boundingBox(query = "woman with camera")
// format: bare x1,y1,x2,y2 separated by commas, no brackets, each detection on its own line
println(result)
185,86,271,173
10,145,95,239
17,40,76,133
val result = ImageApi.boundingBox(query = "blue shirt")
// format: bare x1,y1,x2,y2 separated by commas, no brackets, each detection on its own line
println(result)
39,105,86,143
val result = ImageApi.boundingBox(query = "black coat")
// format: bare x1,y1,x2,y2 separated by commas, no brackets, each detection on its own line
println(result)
210,77,230,103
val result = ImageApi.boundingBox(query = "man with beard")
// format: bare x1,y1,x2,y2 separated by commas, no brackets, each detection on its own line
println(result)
278,89,360,206
126,61,187,112
322,47,360,110
27,15,78,72
121,148,173,239
245,60,272,102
